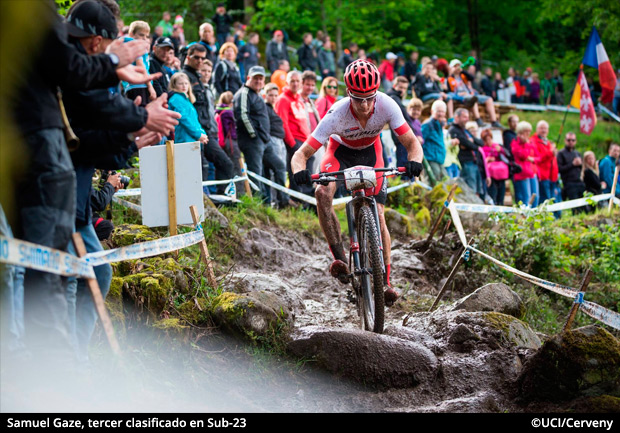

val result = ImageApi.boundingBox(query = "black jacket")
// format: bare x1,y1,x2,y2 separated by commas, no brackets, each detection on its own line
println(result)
213,60,243,96
11,2,119,135
233,85,271,144
557,148,584,184
449,124,484,165
297,44,317,72
266,40,289,72
149,52,170,97
266,103,285,139
387,88,414,147
183,65,214,134
413,73,442,98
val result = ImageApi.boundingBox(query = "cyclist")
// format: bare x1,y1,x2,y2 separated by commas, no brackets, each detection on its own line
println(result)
291,59,424,305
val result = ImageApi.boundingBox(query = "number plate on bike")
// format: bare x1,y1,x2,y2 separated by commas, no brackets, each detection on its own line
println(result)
343,166,377,191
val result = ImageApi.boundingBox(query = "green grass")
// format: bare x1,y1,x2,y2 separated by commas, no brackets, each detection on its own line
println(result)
503,109,620,157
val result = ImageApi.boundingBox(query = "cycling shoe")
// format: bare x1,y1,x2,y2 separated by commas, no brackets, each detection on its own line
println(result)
330,260,350,284
384,285,400,307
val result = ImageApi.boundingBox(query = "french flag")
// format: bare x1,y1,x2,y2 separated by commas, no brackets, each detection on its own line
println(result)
582,26,617,104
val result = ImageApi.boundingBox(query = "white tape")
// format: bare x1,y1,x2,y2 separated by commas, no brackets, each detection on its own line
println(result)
84,229,205,267
247,171,318,206
453,194,612,214
0,236,95,279
581,301,620,331
545,193,611,212
112,196,142,212
447,200,468,247
115,176,251,197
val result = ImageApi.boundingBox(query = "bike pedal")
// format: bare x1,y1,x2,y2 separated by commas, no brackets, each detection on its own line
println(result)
346,290,357,305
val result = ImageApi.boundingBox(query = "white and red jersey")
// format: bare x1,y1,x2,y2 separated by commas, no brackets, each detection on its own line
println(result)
307,91,411,151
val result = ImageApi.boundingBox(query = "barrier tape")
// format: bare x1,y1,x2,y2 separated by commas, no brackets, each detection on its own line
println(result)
84,228,205,267
115,176,251,197
0,236,95,279
453,193,613,214
112,196,142,212
446,200,620,330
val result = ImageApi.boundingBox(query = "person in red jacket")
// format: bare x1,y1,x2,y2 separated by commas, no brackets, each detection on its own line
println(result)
275,70,314,196
530,120,561,214
511,121,540,207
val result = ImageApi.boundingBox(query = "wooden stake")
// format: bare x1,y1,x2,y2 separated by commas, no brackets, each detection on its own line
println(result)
528,193,537,207
427,243,469,313
608,166,619,214
189,205,218,289
166,140,177,237
562,268,593,333
425,184,458,247
439,219,452,243
239,157,253,198
71,233,121,356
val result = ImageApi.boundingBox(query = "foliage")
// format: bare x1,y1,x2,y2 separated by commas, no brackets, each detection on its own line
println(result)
476,207,620,335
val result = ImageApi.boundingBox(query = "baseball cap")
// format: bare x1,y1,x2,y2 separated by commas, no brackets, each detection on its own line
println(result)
386,52,397,60
154,37,174,48
66,0,118,39
248,66,266,77
449,59,462,68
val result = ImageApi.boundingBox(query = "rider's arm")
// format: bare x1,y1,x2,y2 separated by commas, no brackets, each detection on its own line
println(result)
396,129,424,163
291,140,320,174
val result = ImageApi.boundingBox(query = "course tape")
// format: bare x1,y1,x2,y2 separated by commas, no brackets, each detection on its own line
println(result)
447,201,620,330
115,176,251,197
0,236,95,279
112,196,142,212
453,193,613,214
84,228,205,267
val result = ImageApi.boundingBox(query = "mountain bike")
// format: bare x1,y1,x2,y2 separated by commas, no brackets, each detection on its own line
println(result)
311,166,405,334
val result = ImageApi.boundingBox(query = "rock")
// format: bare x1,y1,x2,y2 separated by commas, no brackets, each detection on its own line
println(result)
211,291,294,341
204,205,229,229
287,326,439,389
448,323,481,345
241,228,307,265
225,272,306,317
412,391,502,413
383,208,415,239
110,224,160,247
518,325,620,402
452,283,525,318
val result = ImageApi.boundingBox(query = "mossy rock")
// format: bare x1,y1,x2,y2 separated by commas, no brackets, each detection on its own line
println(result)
428,183,449,208
482,312,542,349
567,395,620,413
122,272,175,314
384,208,415,239
210,291,293,343
152,318,189,337
111,224,160,247
415,206,431,226
105,276,126,337
177,298,211,326
518,325,620,402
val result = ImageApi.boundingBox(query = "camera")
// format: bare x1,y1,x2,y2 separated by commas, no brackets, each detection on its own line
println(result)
101,170,131,189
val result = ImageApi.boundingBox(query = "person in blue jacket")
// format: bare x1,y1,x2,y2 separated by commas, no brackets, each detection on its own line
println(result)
599,142,620,197
168,72,209,145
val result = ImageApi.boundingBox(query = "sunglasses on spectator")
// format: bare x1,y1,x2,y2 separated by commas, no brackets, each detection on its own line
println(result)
348,92,376,103
191,55,206,61
326,85,338,89
566,138,576,142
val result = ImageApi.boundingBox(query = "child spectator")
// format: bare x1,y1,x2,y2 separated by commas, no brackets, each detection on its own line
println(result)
122,21,156,106
480,129,509,205
215,91,241,176
168,72,208,145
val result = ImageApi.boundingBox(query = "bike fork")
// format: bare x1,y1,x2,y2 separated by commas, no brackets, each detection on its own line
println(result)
346,200,360,273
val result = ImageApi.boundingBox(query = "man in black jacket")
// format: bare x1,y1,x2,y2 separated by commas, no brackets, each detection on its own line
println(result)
183,44,234,193
557,132,586,212
449,108,486,199
7,0,159,367
233,66,274,198
149,37,174,97
297,33,318,72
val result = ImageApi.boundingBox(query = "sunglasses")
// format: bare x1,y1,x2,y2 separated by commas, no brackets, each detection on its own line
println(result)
348,92,376,103
191,55,206,61
326,85,338,90
566,139,576,142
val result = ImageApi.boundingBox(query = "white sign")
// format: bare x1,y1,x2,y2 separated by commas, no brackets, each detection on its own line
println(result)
139,141,204,227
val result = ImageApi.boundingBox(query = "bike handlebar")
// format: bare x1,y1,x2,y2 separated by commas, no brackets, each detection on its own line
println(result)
311,166,406,182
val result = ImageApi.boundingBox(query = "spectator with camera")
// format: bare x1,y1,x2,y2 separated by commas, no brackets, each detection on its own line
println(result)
90,171,130,242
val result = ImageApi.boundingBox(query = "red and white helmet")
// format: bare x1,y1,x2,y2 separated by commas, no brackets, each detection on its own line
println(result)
344,59,380,95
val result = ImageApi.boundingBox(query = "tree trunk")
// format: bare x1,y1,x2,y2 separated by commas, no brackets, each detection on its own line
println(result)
244,0,255,24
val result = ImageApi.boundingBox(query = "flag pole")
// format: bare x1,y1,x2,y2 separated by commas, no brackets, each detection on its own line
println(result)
556,65,583,145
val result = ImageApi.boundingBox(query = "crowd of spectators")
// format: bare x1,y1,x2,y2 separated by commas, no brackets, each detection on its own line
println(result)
1,0,619,381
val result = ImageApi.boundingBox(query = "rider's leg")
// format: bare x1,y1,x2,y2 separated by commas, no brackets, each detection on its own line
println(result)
315,182,346,262
376,203,391,284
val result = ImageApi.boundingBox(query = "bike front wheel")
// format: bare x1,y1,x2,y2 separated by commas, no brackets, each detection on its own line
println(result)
357,205,385,333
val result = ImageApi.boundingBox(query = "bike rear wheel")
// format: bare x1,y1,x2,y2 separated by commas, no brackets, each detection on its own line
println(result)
357,205,385,333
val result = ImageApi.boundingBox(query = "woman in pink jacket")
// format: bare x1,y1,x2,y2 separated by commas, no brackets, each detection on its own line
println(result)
511,121,540,207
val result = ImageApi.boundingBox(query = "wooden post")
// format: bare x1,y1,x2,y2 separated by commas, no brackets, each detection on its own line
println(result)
425,184,458,247
528,193,537,208
166,141,177,237
427,243,470,313
189,205,218,289
608,166,619,214
239,157,253,198
562,268,593,333
439,219,452,243
72,233,121,356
